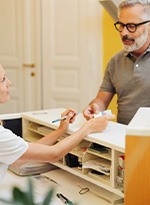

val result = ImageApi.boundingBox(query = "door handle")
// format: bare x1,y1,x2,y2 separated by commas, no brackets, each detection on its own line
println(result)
23,63,35,68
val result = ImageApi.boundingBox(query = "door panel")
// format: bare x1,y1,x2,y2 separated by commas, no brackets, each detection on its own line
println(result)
42,0,102,112
0,0,24,114
0,0,102,114
0,0,42,114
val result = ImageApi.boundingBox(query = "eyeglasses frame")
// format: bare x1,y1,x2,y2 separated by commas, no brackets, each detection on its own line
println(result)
114,20,150,33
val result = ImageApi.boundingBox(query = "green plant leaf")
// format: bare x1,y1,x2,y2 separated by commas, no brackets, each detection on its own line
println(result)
11,178,35,205
25,178,34,205
12,187,27,204
42,189,54,205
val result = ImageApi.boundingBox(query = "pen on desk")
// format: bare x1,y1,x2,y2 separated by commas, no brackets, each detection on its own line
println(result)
52,112,80,123
56,193,73,205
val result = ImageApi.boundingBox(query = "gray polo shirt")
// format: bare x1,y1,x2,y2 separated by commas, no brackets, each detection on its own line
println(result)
100,47,150,125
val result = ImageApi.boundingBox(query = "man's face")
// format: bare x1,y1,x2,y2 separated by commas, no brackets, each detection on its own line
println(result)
121,27,149,52
118,4,150,53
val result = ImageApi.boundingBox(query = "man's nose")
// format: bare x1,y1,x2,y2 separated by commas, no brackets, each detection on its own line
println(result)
120,25,130,35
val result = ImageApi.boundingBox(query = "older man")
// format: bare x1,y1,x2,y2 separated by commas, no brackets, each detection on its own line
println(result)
83,0,150,125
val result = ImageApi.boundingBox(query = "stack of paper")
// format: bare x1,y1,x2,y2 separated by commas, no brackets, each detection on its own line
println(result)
83,159,111,174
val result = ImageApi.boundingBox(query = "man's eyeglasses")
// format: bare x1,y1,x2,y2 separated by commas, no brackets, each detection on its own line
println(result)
114,20,150,33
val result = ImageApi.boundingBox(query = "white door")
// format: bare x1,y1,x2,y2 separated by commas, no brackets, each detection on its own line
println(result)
42,0,103,112
0,0,42,114
0,0,24,114
0,0,103,114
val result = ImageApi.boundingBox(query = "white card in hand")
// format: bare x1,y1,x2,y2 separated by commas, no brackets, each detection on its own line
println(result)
94,110,112,118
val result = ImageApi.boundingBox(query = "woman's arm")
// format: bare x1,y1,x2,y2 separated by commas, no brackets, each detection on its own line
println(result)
13,113,115,166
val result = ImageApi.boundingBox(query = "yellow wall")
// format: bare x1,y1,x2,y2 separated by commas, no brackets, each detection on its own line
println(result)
102,10,122,118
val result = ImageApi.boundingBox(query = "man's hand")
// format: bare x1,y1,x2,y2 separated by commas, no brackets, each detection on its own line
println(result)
83,103,100,120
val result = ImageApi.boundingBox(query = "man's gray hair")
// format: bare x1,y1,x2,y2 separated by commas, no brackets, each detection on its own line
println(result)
119,0,150,20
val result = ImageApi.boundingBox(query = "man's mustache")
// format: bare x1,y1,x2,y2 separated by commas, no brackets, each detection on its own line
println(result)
122,35,134,41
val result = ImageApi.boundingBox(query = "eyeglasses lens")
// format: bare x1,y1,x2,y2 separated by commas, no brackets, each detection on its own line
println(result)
115,22,136,33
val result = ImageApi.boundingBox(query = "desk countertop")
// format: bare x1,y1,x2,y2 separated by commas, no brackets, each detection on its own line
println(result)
22,108,127,152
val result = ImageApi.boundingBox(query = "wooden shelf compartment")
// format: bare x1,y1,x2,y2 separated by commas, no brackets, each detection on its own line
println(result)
111,149,125,191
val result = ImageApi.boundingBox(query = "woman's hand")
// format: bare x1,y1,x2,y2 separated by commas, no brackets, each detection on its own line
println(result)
58,108,78,133
84,114,115,133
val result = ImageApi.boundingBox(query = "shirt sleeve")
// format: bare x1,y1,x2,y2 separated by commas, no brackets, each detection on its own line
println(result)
0,126,28,165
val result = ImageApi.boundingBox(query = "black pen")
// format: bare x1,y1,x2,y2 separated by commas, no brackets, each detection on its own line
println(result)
56,193,73,205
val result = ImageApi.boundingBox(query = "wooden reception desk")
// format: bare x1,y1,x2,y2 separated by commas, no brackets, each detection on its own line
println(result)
125,107,150,205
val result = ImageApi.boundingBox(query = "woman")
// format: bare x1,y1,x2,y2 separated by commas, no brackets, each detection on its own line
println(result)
0,64,115,182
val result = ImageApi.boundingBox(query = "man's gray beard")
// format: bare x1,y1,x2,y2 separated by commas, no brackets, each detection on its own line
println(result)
123,29,149,52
